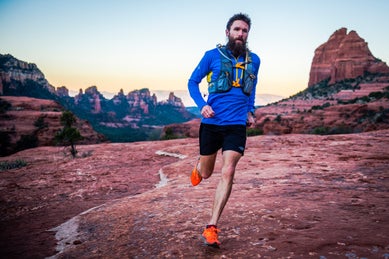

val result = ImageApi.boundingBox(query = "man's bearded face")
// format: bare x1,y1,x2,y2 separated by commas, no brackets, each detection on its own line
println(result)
225,20,249,57
226,35,247,57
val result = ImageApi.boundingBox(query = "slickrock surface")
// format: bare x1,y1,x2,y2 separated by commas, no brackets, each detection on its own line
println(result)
1,131,389,258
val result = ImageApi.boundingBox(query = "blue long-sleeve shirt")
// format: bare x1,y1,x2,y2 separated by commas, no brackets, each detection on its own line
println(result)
188,47,260,126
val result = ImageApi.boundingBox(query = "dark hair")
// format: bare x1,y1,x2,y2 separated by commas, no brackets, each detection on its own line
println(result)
226,13,251,31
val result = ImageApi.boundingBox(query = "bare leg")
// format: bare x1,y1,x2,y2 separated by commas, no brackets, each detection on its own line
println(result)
198,153,217,179
209,150,242,225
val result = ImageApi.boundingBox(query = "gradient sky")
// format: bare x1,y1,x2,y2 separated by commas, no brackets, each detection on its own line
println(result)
1,0,388,100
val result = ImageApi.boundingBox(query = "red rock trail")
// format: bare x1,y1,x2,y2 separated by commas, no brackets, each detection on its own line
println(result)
1,131,389,258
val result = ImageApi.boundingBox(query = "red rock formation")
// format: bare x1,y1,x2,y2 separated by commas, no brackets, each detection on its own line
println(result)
56,86,69,97
308,28,389,86
127,88,156,114
0,96,106,156
0,54,56,93
166,92,185,107
84,86,102,113
255,73,389,135
162,118,200,139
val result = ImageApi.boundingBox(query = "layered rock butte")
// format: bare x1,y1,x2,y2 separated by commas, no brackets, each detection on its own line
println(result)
308,28,389,86
253,28,389,136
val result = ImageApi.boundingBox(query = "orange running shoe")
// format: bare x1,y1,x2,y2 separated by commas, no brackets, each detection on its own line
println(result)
201,225,221,247
190,165,202,186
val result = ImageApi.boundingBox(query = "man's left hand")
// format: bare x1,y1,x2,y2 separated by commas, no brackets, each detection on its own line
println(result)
246,112,255,128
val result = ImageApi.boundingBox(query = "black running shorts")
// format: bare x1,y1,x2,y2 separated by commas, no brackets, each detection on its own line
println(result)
199,123,247,156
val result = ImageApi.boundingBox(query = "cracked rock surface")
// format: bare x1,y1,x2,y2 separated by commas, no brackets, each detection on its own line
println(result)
1,131,388,258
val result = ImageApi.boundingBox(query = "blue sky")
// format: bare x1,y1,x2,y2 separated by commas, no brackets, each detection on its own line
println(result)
1,0,388,100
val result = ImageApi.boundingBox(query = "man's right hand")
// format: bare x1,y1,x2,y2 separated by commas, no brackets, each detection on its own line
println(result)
201,105,215,118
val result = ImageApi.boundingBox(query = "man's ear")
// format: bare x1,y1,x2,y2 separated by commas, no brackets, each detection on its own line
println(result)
225,29,229,37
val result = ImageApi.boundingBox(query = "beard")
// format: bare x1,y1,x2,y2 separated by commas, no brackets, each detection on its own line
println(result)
226,36,247,57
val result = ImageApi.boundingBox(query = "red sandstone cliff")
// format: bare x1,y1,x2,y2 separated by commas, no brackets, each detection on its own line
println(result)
0,54,56,95
308,28,389,86
0,96,106,156
252,28,389,135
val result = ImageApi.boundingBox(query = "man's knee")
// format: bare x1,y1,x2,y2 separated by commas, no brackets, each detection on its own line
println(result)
221,165,236,181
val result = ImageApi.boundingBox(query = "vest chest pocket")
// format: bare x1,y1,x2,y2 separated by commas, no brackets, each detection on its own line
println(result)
242,73,256,95
208,71,232,94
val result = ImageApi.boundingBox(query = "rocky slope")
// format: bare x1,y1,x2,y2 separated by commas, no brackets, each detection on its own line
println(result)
0,54,55,95
0,131,388,258
0,53,196,143
255,73,389,135
0,96,106,156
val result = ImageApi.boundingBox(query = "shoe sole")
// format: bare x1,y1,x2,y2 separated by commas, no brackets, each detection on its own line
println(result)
200,235,220,248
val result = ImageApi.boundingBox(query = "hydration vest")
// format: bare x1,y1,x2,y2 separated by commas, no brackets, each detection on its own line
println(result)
207,44,256,96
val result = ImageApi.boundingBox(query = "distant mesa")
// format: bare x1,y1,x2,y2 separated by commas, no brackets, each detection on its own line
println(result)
308,27,389,87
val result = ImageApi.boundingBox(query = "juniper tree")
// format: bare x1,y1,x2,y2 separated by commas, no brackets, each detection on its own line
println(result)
55,111,83,158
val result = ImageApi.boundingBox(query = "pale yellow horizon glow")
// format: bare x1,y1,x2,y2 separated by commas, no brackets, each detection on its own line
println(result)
1,0,388,101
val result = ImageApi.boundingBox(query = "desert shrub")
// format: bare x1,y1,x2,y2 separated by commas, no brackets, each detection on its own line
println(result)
311,105,322,110
161,127,181,140
16,134,38,151
328,126,354,135
312,124,355,135
0,159,27,171
311,126,330,135
368,91,385,100
358,96,370,103
0,99,12,113
34,116,48,129
247,127,263,136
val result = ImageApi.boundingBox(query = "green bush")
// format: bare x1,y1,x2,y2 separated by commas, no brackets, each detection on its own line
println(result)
34,116,48,129
311,125,355,135
247,127,263,136
161,127,181,140
368,91,385,100
311,105,323,110
16,134,38,151
274,115,282,122
311,126,330,135
0,159,27,171
328,126,354,134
